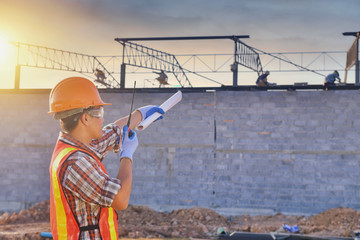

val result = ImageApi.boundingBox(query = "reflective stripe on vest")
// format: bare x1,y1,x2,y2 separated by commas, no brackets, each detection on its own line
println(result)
108,208,117,240
50,147,78,240
53,148,73,237
50,142,119,240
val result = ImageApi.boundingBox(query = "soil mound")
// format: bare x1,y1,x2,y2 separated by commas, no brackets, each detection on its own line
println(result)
1,201,360,239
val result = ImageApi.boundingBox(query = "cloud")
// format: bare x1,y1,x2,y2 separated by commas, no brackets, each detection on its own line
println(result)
1,0,358,61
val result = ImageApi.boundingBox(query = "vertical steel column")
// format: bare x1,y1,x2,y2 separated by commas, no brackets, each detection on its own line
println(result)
120,42,126,89
233,39,238,87
14,43,20,89
356,35,359,85
120,63,126,89
14,65,21,90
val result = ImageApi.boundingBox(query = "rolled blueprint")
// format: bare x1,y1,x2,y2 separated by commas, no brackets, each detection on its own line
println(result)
136,90,182,131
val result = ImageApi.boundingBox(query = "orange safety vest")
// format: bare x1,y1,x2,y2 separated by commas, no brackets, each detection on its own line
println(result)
49,140,119,240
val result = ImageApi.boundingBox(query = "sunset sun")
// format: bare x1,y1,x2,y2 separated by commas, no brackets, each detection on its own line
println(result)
0,33,10,63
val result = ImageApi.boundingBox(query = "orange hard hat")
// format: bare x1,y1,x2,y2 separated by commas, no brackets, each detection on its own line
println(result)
48,77,111,114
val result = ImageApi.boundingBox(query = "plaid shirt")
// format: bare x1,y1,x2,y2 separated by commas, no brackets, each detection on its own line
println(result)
57,123,122,240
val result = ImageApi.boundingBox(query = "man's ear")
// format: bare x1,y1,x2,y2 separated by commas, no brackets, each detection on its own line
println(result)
79,113,90,126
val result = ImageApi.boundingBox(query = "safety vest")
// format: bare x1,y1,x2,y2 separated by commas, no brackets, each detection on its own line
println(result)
49,140,119,240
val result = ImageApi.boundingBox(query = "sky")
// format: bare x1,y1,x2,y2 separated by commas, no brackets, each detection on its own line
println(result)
0,0,359,89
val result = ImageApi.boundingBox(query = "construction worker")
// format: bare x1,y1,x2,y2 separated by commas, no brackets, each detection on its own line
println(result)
154,70,169,87
95,68,106,82
256,71,271,87
324,70,341,87
48,77,164,240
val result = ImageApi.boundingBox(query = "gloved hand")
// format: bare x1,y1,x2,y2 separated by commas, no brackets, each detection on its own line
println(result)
137,105,165,121
120,125,138,162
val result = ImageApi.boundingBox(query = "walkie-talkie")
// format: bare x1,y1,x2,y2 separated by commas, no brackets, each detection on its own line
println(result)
126,81,136,137
113,81,136,153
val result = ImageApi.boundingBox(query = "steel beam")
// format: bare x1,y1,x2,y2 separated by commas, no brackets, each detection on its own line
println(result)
115,35,249,42
343,31,360,37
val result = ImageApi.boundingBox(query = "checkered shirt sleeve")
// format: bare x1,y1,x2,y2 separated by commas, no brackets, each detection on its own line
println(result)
62,151,121,207
90,123,122,157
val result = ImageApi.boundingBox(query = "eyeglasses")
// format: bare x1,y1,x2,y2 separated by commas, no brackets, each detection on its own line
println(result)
85,106,104,119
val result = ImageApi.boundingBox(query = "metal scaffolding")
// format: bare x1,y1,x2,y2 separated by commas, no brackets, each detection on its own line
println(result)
9,35,351,89
114,35,254,87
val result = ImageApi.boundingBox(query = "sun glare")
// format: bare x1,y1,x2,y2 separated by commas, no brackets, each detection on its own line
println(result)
0,32,17,89
0,33,10,62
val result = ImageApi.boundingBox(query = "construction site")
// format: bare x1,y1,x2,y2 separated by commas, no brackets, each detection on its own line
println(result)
1,31,360,240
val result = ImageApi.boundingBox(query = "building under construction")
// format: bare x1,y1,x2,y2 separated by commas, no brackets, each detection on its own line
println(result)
1,33,360,240
9,33,359,90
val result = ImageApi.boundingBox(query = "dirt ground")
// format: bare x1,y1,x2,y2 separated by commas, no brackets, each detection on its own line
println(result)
0,201,360,239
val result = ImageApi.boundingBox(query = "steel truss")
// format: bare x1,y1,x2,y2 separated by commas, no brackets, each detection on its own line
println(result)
172,52,347,74
234,39,263,75
117,40,193,88
11,42,120,88
253,47,326,77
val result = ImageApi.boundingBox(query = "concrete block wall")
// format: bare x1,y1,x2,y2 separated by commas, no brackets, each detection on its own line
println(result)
1,89,360,216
